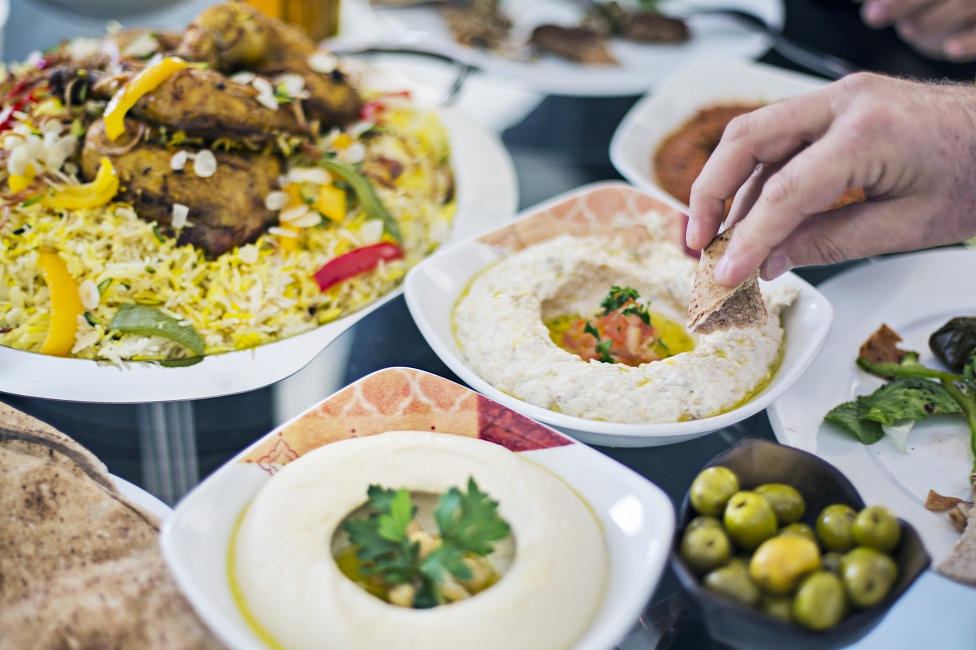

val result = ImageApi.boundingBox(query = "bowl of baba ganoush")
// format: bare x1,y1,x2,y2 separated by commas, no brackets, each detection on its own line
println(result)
404,182,833,447
161,367,675,650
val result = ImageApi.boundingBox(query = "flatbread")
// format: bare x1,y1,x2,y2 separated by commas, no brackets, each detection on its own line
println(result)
686,225,767,334
0,401,224,649
938,486,976,585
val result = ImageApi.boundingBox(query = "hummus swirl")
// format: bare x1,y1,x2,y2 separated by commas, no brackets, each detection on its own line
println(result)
233,431,607,650
454,233,796,424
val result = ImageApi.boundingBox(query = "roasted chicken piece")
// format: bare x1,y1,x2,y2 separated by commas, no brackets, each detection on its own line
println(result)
82,119,281,256
131,67,307,143
176,2,362,127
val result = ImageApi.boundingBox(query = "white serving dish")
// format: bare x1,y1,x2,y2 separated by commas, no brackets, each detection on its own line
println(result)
404,181,833,447
161,366,674,650
367,0,783,97
0,74,517,404
610,58,828,213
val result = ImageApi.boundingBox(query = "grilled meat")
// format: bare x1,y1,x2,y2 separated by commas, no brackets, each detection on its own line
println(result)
132,67,307,143
530,25,617,65
81,119,281,256
177,2,362,127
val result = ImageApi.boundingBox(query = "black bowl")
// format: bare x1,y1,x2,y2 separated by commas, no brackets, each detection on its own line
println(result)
672,437,931,650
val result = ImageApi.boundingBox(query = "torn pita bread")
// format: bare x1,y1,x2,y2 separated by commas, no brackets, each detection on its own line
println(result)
0,402,224,649
938,485,976,586
687,225,767,334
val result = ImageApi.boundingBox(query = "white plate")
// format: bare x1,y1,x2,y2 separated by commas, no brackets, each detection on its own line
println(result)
0,91,517,403
366,0,783,97
161,367,674,650
610,58,828,213
404,181,833,447
112,474,173,522
768,249,976,565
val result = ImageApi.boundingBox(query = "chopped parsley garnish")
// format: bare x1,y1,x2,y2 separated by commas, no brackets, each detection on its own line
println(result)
341,478,510,609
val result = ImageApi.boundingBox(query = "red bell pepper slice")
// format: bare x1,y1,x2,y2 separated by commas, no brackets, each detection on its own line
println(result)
313,242,404,292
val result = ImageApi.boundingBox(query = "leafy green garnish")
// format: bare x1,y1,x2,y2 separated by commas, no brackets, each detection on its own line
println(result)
824,333,976,477
341,478,510,609
825,377,962,444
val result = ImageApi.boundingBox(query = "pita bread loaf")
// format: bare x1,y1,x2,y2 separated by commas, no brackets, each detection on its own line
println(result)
686,225,767,334
0,402,223,649
938,486,976,585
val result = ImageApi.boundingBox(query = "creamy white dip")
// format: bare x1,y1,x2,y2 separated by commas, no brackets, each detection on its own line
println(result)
234,431,608,650
453,228,797,424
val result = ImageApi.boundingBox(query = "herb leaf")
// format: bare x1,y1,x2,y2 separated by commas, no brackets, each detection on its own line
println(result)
340,478,509,608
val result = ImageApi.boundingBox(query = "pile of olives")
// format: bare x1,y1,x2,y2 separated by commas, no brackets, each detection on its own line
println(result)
679,466,902,631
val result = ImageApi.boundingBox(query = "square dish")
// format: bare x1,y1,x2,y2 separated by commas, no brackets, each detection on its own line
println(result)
610,58,828,213
404,181,833,447
161,366,674,650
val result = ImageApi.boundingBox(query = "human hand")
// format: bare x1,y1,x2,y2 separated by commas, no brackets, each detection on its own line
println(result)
686,73,976,287
860,0,976,61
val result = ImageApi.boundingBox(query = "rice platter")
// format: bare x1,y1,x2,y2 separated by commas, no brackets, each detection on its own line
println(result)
0,3,455,366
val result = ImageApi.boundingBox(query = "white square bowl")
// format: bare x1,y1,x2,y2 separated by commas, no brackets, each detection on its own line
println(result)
610,58,829,213
404,181,833,447
161,367,674,650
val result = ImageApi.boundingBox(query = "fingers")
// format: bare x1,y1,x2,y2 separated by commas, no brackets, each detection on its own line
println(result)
762,195,936,277
712,127,871,286
899,0,976,40
686,93,834,251
861,0,939,27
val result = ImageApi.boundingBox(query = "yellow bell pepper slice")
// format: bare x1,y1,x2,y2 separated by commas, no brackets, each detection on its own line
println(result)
104,56,187,141
38,250,85,357
279,225,301,252
315,184,346,222
8,162,36,193
40,157,119,210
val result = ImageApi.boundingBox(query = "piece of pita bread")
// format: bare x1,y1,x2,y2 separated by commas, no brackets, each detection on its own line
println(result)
938,485,976,585
686,225,767,334
0,402,224,649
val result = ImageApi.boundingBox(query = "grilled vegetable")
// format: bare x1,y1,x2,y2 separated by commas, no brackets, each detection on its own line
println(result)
313,242,404,292
108,303,205,356
930,317,976,373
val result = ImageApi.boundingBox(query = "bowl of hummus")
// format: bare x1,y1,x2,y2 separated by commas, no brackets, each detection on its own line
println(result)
609,58,827,213
161,366,674,650
404,182,833,446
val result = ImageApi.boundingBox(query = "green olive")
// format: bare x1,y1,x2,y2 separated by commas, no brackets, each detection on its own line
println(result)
792,571,847,631
690,466,740,516
760,594,794,623
841,547,899,608
852,506,902,554
816,504,858,552
703,558,761,607
723,491,778,551
680,524,732,575
777,522,816,543
755,483,806,525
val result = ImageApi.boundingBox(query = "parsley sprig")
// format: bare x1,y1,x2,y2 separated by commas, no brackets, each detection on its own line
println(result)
341,478,510,609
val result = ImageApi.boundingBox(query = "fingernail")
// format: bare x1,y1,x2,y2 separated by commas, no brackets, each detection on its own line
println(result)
862,1,886,25
764,254,793,280
685,218,698,247
945,39,968,60
713,255,732,283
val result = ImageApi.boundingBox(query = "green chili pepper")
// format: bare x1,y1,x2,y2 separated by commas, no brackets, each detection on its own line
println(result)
160,356,204,367
318,159,402,244
109,303,205,356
